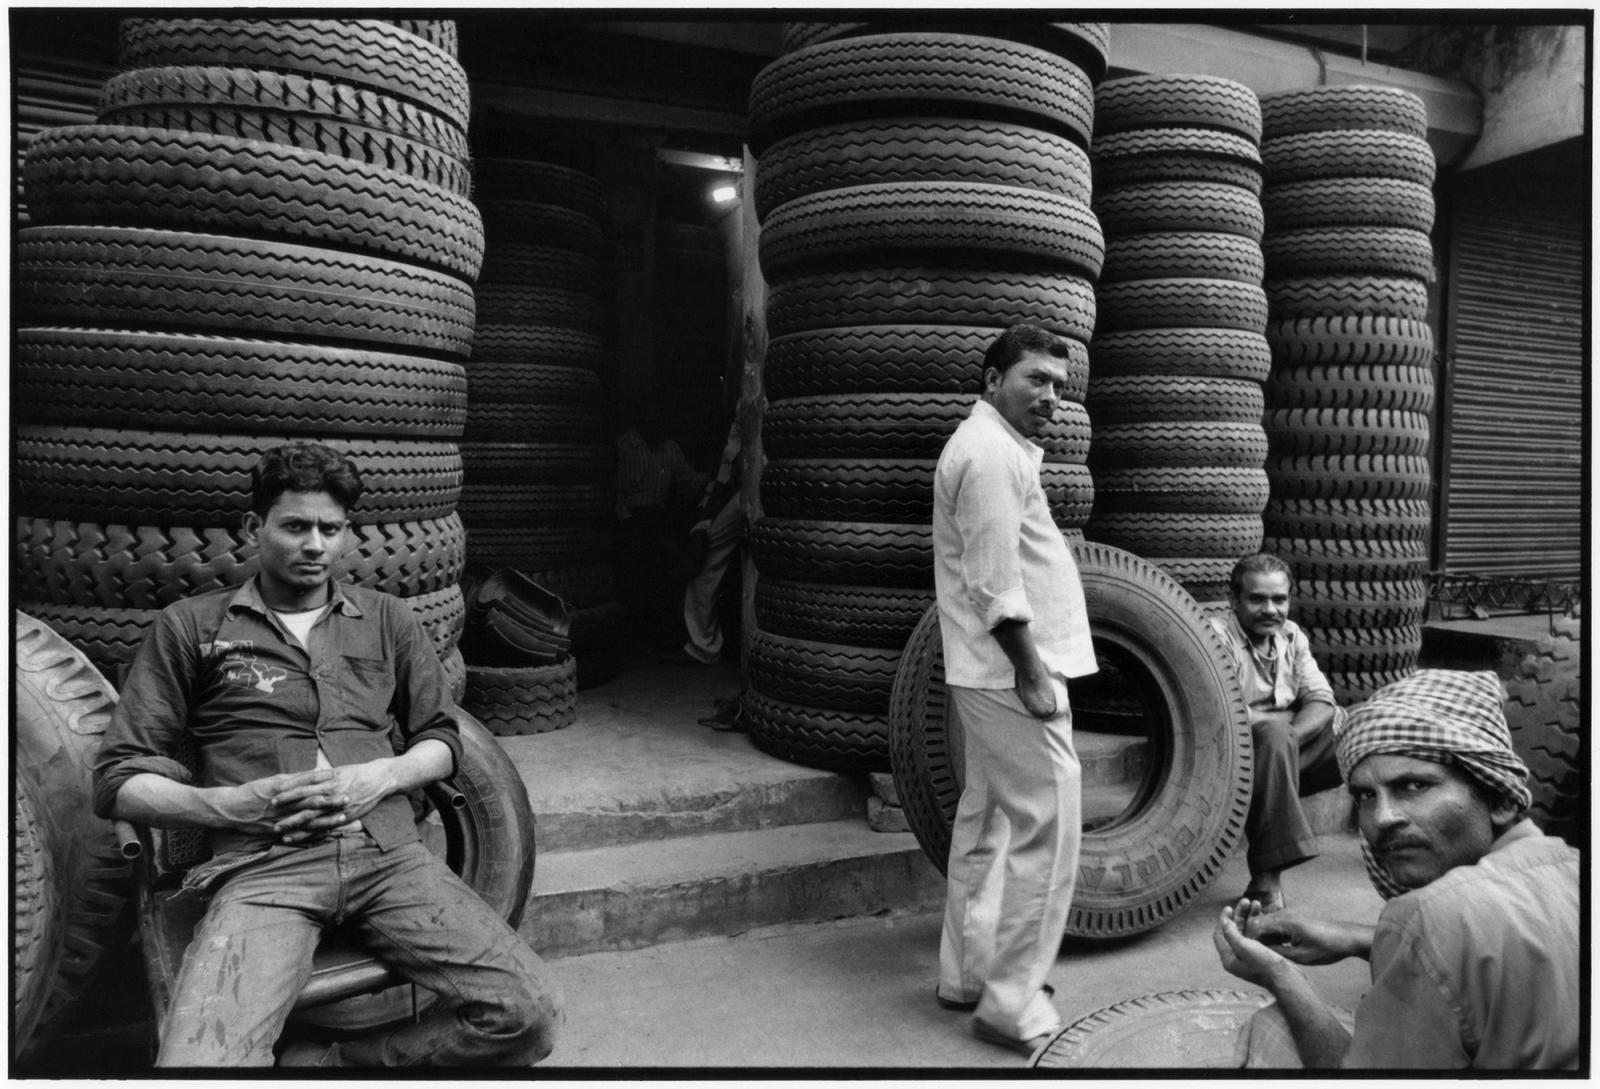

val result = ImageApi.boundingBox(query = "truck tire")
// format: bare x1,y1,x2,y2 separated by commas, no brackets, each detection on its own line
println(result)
13,775,65,1057
99,65,472,195
14,613,132,1057
17,327,466,439
1504,617,1583,847
767,266,1095,342
755,118,1091,219
464,659,578,735
118,18,470,129
24,124,484,281
16,226,477,358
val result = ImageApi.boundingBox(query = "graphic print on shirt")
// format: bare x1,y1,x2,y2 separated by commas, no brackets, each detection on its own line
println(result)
206,640,290,695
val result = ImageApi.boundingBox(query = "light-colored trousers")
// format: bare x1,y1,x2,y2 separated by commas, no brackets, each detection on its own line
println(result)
938,679,1081,1040
681,494,741,663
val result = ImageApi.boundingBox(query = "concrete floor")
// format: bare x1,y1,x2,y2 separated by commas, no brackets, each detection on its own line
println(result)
541,830,1381,1070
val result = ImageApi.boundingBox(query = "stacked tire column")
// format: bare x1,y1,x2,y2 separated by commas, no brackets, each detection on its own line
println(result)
1083,75,1271,608
744,23,1108,771
10,17,473,1053
16,19,477,695
1258,87,1438,703
460,158,625,689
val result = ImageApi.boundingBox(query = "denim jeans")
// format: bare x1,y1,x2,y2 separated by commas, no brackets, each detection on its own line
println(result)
156,836,561,1067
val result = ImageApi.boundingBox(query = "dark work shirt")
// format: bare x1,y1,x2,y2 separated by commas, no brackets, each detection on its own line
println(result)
92,578,460,856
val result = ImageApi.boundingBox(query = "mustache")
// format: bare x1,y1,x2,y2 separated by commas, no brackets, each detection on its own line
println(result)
1376,834,1430,854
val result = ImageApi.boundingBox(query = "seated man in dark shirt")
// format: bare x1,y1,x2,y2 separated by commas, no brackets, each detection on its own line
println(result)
92,442,561,1068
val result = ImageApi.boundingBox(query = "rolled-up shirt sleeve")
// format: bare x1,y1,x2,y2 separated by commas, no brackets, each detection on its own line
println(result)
92,609,200,818
951,448,1034,631
387,597,462,775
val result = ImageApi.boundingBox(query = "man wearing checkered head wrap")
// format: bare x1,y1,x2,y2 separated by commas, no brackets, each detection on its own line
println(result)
1338,669,1532,899
1213,669,1579,1069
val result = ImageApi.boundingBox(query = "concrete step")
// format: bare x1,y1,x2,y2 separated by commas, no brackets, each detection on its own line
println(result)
524,819,944,958
496,660,870,853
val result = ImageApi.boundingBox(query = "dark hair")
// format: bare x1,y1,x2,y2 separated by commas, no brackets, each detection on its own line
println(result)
1228,553,1293,598
982,324,1074,378
250,442,363,517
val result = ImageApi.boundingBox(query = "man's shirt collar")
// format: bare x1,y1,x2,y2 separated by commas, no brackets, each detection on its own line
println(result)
1222,606,1285,659
226,576,363,619
971,398,1043,461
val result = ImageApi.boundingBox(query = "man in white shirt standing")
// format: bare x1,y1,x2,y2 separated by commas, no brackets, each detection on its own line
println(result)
931,324,1099,1058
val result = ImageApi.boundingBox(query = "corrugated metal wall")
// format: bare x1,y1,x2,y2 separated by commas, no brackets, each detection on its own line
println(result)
1438,166,1584,580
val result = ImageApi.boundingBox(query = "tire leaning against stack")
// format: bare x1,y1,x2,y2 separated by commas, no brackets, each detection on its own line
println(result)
889,543,1253,938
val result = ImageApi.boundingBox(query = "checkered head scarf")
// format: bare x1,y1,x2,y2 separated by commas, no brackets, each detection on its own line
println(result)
1338,669,1531,899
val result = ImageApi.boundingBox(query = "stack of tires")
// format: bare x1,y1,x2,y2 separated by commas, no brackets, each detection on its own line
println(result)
459,157,625,689
14,18,478,699
1258,86,1437,703
744,22,1108,771
1083,75,1270,609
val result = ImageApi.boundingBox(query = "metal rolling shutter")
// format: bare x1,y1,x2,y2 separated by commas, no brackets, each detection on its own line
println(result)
1439,173,1583,580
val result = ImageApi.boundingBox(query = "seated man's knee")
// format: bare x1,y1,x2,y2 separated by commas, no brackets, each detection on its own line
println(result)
463,965,562,1065
1250,713,1294,755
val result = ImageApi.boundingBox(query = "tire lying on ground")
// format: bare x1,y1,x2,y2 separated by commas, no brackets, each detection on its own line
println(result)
463,658,578,736
13,612,133,1060
889,542,1252,938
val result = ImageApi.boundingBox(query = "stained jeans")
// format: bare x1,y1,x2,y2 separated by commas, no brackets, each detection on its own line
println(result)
938,680,1080,1041
157,836,560,1067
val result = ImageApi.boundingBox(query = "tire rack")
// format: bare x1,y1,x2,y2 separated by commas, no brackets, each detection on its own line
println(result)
745,22,1110,771
1083,74,1270,610
10,16,475,1054
461,157,623,694
1258,86,1438,705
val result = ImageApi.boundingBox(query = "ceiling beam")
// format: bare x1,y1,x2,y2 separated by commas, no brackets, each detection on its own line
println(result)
473,81,749,142
575,21,784,56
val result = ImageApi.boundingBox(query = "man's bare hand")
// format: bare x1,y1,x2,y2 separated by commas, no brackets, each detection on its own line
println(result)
1245,909,1371,965
1015,670,1059,720
270,759,405,843
214,769,341,832
1213,898,1294,990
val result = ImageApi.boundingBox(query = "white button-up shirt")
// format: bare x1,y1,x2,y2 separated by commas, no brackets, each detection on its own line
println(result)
933,399,1097,689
